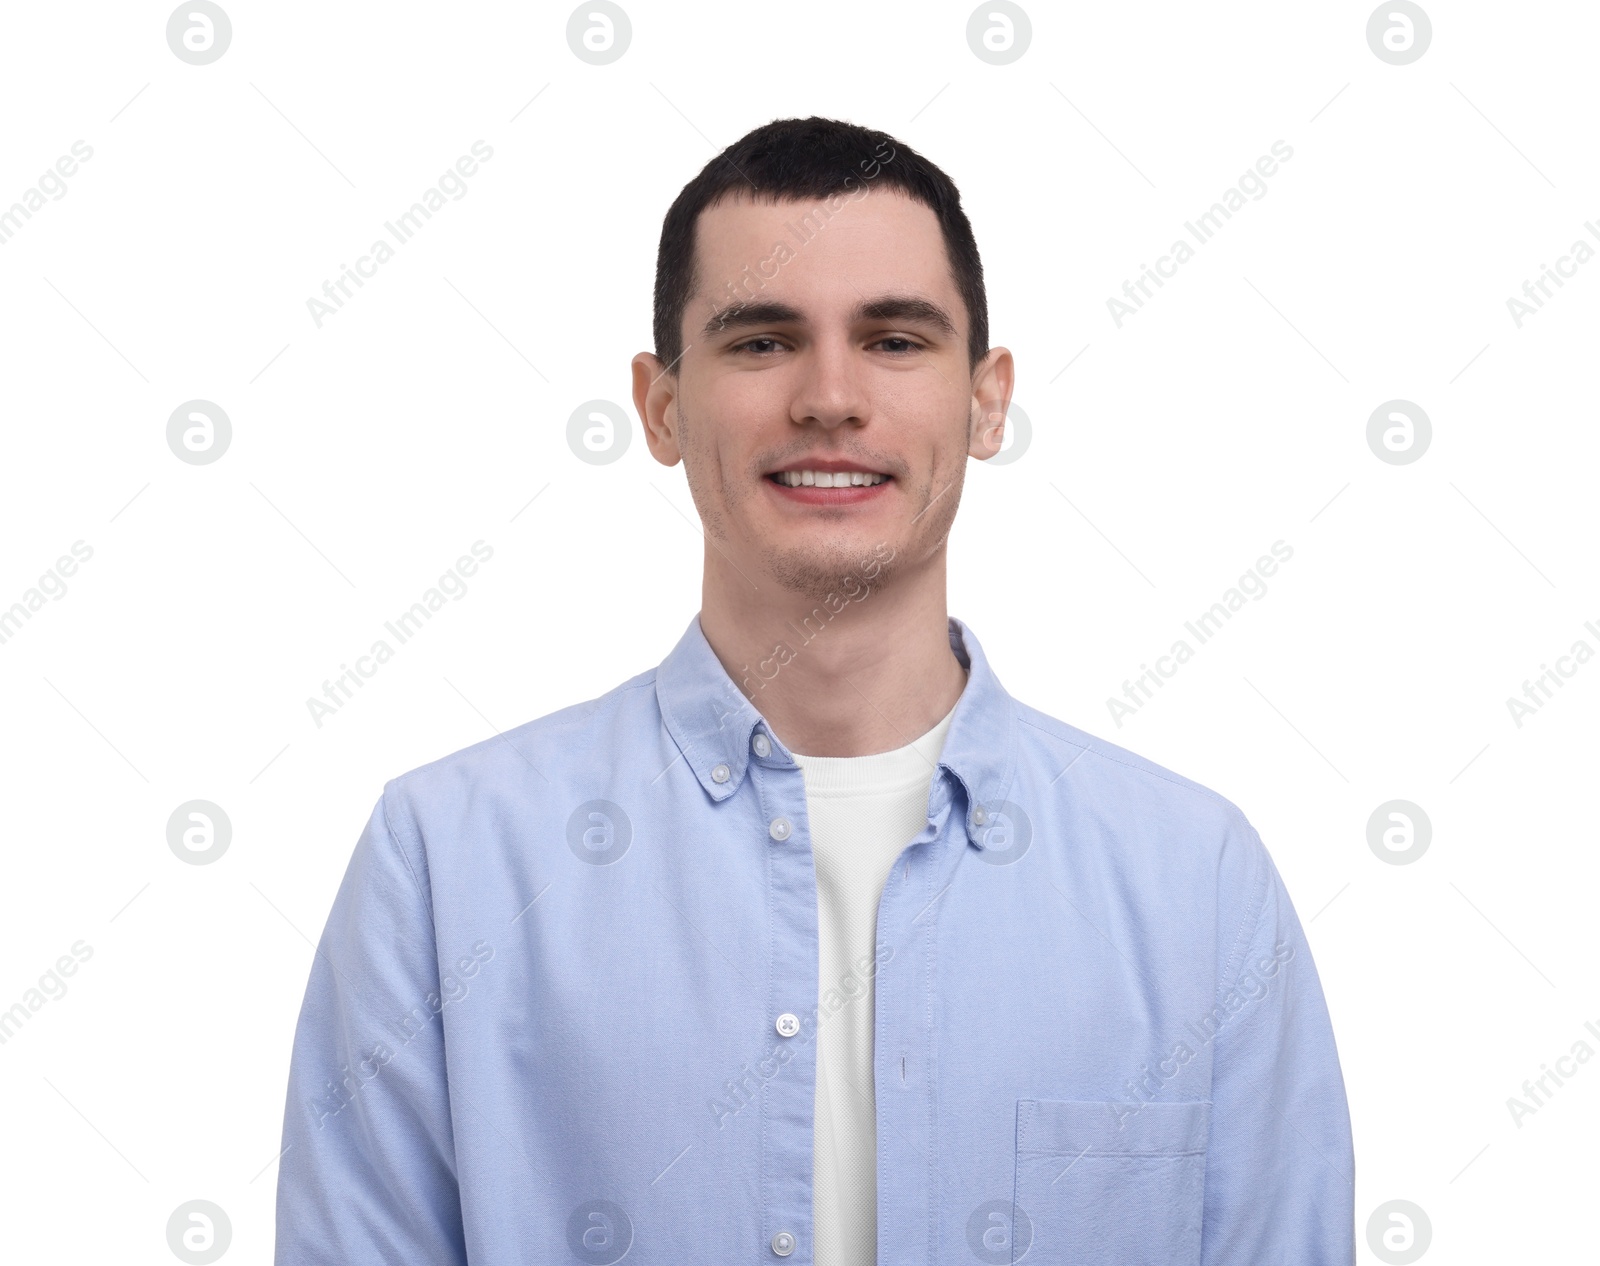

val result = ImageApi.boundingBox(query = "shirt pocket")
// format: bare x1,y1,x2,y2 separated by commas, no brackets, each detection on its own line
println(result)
1011,1098,1210,1266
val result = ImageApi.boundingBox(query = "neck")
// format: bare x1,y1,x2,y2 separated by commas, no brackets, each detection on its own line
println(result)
698,557,968,758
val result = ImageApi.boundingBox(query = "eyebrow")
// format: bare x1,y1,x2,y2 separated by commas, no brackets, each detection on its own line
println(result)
700,293,959,342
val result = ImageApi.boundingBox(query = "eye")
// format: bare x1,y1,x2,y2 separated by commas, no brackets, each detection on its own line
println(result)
873,336,924,355
732,337,786,355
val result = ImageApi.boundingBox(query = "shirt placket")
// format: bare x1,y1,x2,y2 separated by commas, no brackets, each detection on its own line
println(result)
751,735,822,1264
872,772,960,1266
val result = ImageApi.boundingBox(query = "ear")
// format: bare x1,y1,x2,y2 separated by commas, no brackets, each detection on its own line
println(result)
967,346,1016,461
632,352,683,467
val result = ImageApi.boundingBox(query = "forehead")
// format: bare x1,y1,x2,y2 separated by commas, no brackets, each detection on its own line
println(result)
690,188,958,316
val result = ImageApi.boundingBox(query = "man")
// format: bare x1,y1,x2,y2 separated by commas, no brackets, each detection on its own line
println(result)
274,116,1354,1265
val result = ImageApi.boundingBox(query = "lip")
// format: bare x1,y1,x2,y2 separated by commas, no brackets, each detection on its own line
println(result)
766,458,892,476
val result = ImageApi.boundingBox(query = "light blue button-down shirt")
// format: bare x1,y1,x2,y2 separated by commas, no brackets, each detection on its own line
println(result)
274,613,1354,1265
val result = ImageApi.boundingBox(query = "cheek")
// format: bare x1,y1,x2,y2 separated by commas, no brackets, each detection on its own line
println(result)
697,439,745,502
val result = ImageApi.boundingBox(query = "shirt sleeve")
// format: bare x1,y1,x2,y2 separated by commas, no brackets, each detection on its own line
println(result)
273,787,468,1266
1200,820,1355,1265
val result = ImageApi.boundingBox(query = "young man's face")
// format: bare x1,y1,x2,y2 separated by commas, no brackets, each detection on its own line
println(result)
634,187,1012,607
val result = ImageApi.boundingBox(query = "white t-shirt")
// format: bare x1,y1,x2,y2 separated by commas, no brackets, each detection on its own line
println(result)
790,698,959,1266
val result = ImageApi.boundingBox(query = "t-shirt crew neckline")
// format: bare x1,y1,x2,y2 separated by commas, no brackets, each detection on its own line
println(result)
787,695,961,798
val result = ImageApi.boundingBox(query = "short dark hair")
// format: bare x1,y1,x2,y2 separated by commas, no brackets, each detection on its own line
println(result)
650,116,989,378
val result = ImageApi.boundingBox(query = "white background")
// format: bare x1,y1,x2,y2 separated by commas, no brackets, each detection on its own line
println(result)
1,1,1595,1262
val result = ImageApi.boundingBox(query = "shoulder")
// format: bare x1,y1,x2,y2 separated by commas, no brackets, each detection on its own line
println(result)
1016,701,1250,826
379,667,660,827
1009,699,1269,882
1007,699,1277,965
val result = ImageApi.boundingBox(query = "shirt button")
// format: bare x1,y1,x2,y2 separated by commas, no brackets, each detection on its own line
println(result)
711,763,731,784
752,732,771,758
768,816,792,841
775,1012,800,1037
771,1230,795,1256
972,805,988,825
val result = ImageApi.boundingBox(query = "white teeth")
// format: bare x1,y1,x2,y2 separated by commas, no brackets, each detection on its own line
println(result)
774,470,887,488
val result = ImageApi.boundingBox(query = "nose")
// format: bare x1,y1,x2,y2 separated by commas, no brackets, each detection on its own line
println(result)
789,338,868,430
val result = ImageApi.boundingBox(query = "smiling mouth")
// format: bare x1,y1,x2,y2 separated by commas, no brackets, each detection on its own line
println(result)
766,470,891,487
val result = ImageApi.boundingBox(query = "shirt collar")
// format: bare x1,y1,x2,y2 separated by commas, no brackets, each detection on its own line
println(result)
654,611,1018,846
